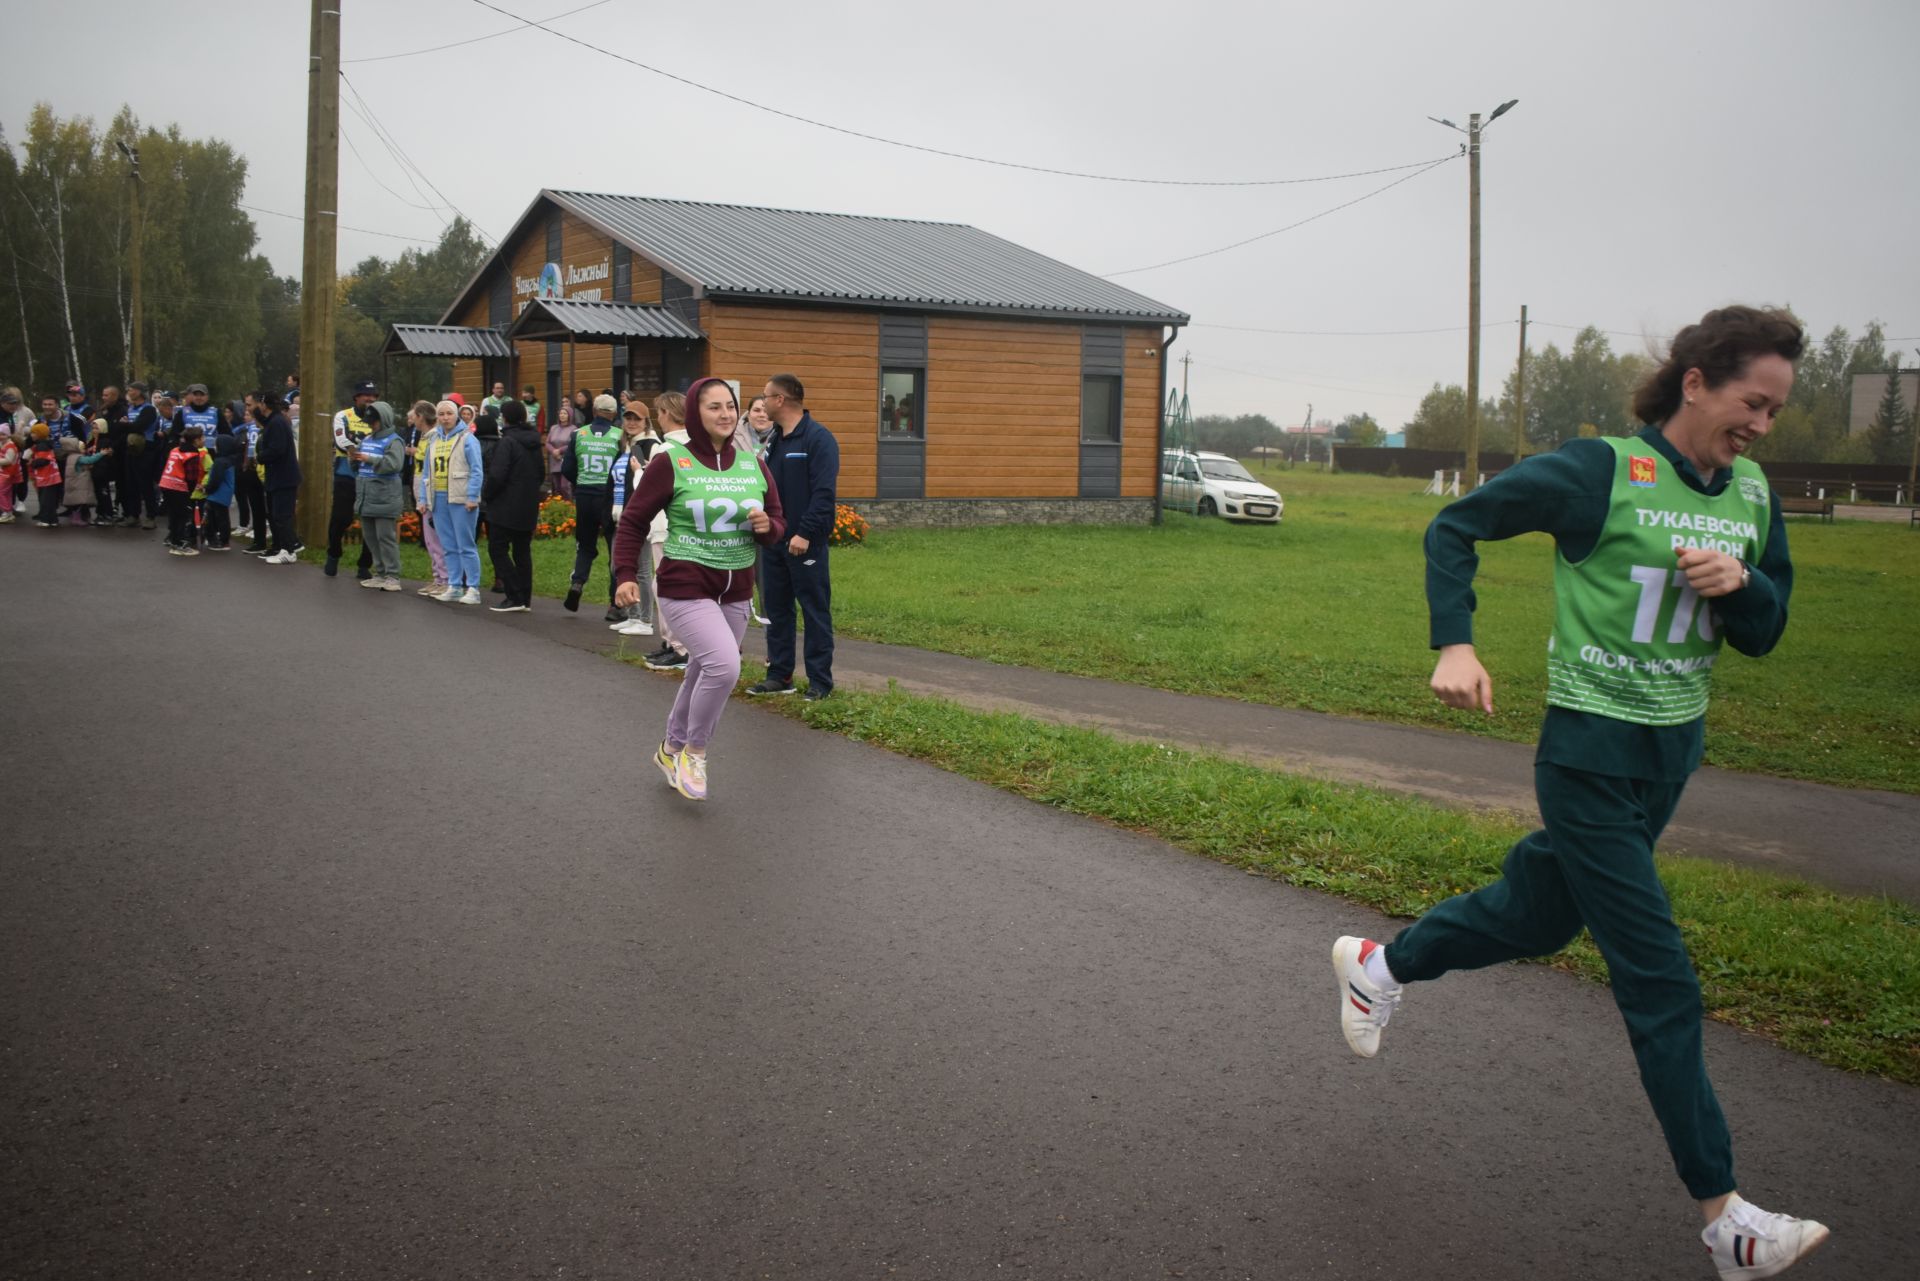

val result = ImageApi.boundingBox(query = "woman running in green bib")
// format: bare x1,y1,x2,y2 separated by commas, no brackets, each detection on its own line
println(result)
611,377,786,802
1331,306,1828,1278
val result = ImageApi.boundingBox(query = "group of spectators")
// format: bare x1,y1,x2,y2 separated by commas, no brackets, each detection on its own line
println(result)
4,368,841,799
1,379,302,556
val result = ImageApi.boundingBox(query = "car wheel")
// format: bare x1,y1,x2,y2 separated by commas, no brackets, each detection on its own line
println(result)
1198,496,1217,517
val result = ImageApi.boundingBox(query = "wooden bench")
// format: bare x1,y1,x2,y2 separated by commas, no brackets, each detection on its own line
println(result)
1910,507,1919,530
1778,494,1833,522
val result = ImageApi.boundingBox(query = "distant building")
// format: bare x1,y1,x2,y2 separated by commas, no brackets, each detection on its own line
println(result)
1848,371,1919,436
385,189,1189,525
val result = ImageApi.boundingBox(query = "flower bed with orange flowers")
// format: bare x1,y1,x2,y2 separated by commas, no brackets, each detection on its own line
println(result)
829,503,869,546
534,495,577,539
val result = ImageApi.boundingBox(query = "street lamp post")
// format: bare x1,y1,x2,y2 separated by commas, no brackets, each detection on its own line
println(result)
1430,99,1517,489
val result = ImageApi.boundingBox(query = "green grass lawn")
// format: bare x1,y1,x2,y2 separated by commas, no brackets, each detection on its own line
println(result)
822,469,1920,794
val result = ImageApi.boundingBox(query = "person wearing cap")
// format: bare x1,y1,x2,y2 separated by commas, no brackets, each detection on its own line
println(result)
561,392,625,619
63,382,91,426
326,379,379,579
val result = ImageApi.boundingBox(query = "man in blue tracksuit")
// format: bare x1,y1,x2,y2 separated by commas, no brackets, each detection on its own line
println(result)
748,373,840,700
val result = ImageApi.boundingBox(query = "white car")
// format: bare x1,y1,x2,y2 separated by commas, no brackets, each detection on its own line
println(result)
1162,450,1284,523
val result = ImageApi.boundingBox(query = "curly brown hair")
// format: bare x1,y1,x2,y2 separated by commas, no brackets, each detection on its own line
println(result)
1632,306,1805,424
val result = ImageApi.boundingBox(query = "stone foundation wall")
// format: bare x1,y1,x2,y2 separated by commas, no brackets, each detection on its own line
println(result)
846,498,1157,529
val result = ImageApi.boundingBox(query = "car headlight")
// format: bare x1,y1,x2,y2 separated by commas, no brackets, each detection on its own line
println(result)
1227,490,1268,501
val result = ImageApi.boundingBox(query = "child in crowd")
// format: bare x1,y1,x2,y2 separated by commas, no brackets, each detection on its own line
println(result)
409,400,450,597
354,400,407,591
0,426,20,523
159,425,207,554
27,424,64,527
58,429,96,525
202,432,238,550
69,421,114,525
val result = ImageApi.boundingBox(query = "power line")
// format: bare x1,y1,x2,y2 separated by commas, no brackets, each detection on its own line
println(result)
1103,154,1459,277
241,204,441,245
465,0,1455,190
344,0,608,63
338,74,495,245
339,116,452,218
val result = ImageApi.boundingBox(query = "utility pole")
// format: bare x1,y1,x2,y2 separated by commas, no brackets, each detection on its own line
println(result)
1180,351,1192,399
116,140,143,382
297,0,341,550
1513,303,1528,461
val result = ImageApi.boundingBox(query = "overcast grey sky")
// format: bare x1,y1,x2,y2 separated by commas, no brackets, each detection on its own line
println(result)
6,0,1918,428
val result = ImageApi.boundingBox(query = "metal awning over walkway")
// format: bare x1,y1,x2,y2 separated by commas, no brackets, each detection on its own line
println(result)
506,298,704,344
381,324,516,359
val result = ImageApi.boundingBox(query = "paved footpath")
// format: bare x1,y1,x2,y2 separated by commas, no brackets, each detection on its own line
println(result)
2,532,1914,1280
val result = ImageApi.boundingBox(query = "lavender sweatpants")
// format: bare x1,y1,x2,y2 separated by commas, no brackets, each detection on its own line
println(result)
421,502,448,585
660,597,750,751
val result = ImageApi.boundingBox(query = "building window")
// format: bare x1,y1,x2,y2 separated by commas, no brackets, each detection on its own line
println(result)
880,367,923,439
1081,375,1120,442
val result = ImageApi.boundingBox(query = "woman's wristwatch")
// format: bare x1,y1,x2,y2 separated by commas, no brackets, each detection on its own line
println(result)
1739,560,1752,591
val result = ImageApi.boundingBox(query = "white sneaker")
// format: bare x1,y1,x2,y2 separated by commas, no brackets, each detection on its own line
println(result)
358,575,382,588
751,613,770,626
458,588,482,606
433,586,462,602
614,618,655,636
379,577,403,592
233,525,252,537
1332,936,1402,1058
263,549,298,564
418,583,446,597
1703,1194,1829,1279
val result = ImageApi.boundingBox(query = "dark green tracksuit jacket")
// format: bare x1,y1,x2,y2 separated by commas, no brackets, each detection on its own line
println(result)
1384,425,1793,1200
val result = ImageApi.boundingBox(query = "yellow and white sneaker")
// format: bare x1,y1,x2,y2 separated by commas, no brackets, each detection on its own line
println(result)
654,740,679,789
673,749,707,802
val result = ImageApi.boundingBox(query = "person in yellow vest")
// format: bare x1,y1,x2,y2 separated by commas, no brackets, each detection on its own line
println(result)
426,399,484,604
1331,307,1825,1278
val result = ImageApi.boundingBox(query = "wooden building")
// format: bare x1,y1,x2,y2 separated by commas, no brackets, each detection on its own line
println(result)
385,191,1189,525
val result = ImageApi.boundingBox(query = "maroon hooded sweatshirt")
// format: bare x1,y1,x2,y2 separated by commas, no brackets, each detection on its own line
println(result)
611,376,787,604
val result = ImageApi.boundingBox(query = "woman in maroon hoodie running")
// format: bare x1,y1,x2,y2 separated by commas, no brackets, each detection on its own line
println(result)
613,377,786,802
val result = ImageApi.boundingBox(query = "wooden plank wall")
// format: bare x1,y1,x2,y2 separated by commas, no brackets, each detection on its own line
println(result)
704,302,881,498
1122,326,1164,498
925,316,1080,498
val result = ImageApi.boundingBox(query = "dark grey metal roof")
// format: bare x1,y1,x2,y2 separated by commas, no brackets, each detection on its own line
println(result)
507,298,704,343
547,190,1188,326
382,324,515,359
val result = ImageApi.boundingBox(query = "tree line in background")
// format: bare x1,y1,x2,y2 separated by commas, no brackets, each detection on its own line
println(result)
0,105,487,409
1401,322,1914,466
1189,411,1384,461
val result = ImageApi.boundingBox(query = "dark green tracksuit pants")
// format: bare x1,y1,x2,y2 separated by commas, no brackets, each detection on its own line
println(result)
1383,761,1734,1200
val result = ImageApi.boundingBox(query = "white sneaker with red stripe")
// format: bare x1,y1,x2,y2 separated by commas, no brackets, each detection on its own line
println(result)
1332,936,1402,1058
1703,1194,1829,1279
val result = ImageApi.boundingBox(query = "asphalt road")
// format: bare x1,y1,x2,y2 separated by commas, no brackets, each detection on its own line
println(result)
3,529,1913,1280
